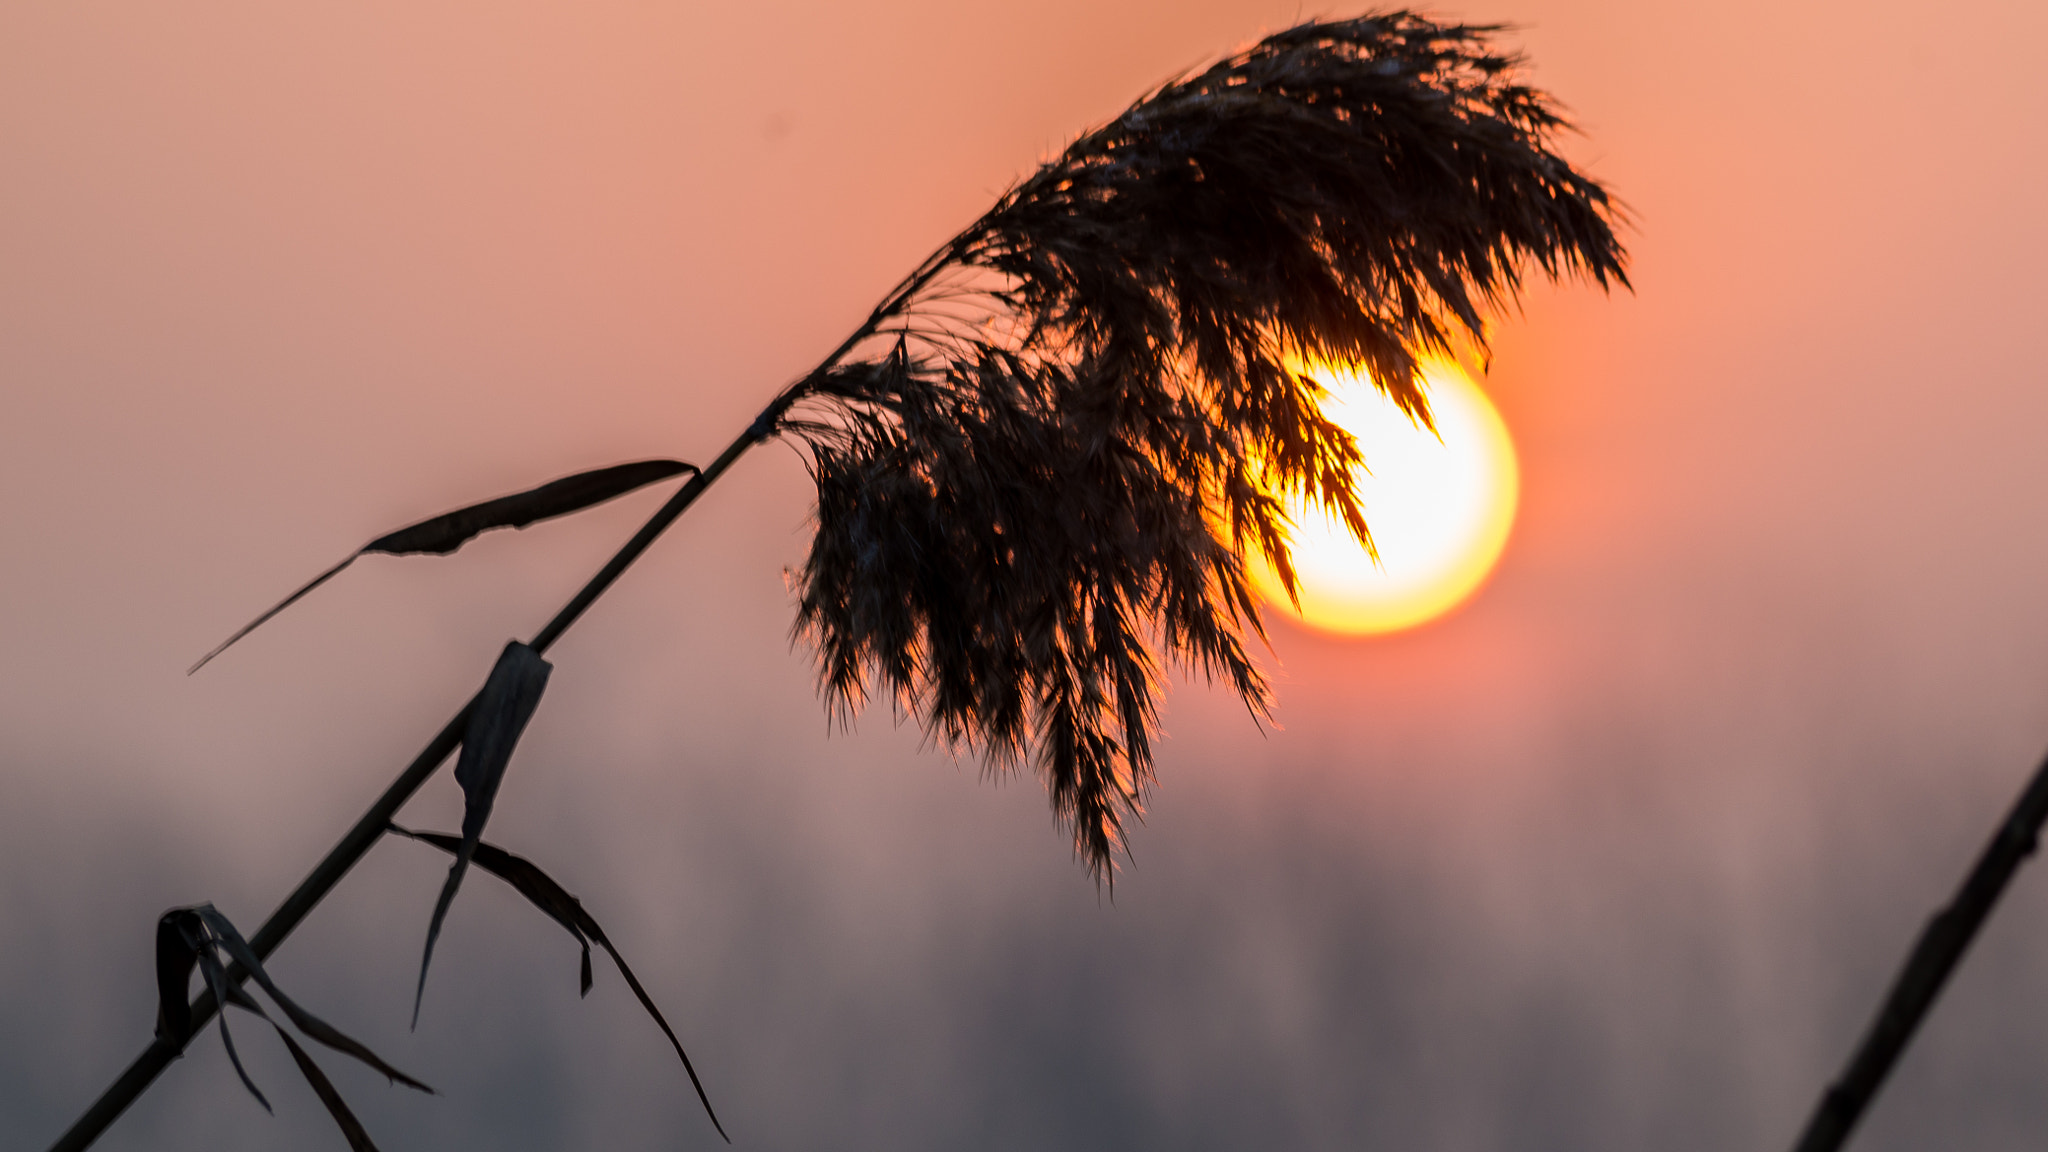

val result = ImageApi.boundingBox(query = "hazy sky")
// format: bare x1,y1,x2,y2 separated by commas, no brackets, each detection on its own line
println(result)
6,1,2048,1150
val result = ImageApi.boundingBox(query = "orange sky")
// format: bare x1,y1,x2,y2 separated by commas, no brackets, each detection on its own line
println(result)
6,2,2048,1149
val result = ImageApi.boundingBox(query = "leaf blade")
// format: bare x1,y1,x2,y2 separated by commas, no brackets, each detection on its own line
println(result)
587,929,730,1143
364,460,697,556
167,908,271,1114
391,825,728,1141
185,557,355,674
188,459,694,673
413,641,552,1027
390,825,591,990
193,907,433,1093
275,1029,382,1152
154,910,201,1045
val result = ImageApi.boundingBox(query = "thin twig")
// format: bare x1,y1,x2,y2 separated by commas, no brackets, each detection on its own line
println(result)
47,236,951,1149
1790,748,2048,1152
47,420,762,1151
46,14,1631,1141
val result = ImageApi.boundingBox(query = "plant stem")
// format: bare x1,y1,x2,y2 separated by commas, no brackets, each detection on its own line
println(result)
1790,748,2048,1152
46,412,773,1152
48,220,945,1151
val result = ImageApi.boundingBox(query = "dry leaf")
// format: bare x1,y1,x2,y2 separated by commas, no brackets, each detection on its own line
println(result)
189,460,694,672
391,824,727,1141
413,642,552,1026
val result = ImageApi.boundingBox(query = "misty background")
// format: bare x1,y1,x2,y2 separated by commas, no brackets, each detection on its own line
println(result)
5,0,2048,1149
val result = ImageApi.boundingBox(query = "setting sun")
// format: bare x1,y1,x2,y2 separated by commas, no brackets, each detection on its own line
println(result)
1249,358,1519,636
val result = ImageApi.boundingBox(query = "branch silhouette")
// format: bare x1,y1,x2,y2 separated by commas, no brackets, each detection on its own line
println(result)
1790,754,2048,1152
47,12,1625,1150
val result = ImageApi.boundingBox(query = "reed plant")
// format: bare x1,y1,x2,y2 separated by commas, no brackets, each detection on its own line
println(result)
47,13,1628,1150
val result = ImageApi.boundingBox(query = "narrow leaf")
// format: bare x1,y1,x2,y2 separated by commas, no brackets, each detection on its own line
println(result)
275,1029,381,1152
154,910,200,1044
391,824,728,1142
188,459,694,673
173,911,270,1114
186,557,354,674
364,460,696,556
389,825,590,991
193,907,432,1093
166,905,414,1151
414,641,553,1027
588,919,730,1143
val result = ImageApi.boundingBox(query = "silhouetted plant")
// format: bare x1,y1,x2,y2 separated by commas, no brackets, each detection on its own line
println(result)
48,12,1624,1151
781,15,1625,873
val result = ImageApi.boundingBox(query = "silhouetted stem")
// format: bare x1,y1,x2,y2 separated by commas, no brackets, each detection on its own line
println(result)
46,411,778,1152
55,191,1087,1152
1791,748,2048,1152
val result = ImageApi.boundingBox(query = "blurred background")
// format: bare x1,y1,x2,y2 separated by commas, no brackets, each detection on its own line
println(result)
4,1,2047,1148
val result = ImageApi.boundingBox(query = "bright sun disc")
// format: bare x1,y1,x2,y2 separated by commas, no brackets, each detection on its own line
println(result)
1248,358,1519,636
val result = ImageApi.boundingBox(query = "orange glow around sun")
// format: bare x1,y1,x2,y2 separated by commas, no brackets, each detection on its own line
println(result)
1248,358,1519,636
